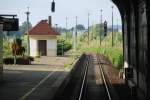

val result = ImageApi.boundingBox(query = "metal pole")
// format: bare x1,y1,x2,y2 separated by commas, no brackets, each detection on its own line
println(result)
100,9,103,46
75,16,77,49
112,6,114,47
25,7,30,56
88,13,90,45
14,37,17,65
55,24,58,32
73,27,76,51
91,22,94,40
62,41,63,56
66,17,68,40
0,23,3,82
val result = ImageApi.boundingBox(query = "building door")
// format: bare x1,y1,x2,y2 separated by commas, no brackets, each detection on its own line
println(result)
38,40,47,56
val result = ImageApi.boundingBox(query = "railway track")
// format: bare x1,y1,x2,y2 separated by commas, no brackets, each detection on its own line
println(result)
97,54,119,100
96,54,112,100
52,54,119,100
79,54,116,100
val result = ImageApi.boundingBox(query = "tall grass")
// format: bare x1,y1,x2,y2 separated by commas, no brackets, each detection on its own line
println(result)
79,32,123,70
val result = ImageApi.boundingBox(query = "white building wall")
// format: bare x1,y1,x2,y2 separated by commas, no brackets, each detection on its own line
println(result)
47,39,57,56
30,38,38,57
29,35,57,57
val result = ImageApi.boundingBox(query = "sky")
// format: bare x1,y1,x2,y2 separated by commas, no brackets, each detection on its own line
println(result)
0,0,122,28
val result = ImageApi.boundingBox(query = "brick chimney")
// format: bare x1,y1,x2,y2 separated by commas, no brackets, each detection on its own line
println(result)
48,16,52,27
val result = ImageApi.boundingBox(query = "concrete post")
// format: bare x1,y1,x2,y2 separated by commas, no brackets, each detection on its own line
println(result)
0,24,3,82
25,7,30,56
88,13,90,45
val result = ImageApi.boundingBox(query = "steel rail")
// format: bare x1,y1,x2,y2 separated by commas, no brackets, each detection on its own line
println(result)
97,54,112,100
78,56,90,100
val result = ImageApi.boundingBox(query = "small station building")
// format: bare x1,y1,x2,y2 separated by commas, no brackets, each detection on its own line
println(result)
28,16,59,57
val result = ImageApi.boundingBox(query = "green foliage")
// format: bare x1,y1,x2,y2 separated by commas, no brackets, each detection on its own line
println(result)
20,21,32,35
3,56,34,65
66,32,73,40
57,39,72,55
89,24,104,39
100,47,123,70
64,57,75,69
3,21,32,57
3,21,32,37
115,32,123,43
79,32,123,70
61,31,73,41
3,37,12,57
15,38,22,45
12,38,25,56
76,24,85,30
79,31,88,42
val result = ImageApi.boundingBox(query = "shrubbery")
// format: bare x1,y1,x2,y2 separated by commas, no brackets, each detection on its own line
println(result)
57,39,72,55
100,47,123,69
3,56,34,65
79,32,123,70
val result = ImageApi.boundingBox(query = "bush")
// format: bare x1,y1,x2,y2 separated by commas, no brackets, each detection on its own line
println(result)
3,38,12,57
3,56,34,65
3,57,14,64
104,48,123,69
16,57,30,65
57,39,72,55
79,47,123,70
26,56,34,61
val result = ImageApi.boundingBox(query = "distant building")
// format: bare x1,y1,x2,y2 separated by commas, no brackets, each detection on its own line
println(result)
28,16,59,57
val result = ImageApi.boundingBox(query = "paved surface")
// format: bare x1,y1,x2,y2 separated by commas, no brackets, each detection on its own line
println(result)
0,56,72,100
4,56,73,72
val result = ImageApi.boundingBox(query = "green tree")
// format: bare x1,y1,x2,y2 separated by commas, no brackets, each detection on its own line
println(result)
89,24,104,39
3,21,32,37
3,37,12,57
20,21,32,35
57,39,72,55
76,24,85,30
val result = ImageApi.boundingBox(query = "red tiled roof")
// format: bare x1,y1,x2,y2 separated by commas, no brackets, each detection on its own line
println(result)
28,20,59,35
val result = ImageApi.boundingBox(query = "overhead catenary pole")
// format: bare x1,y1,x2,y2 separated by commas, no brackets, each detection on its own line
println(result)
100,9,103,46
55,24,58,32
88,13,90,45
112,6,114,47
62,41,64,56
75,16,78,49
25,7,30,56
66,17,68,40
91,22,94,40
